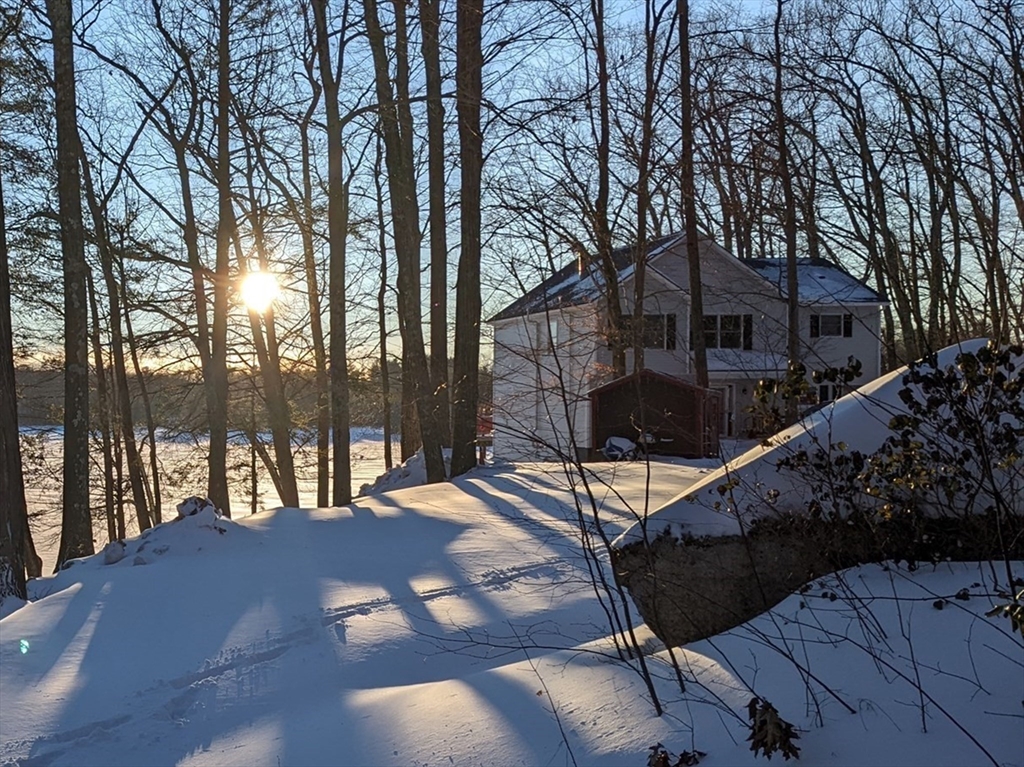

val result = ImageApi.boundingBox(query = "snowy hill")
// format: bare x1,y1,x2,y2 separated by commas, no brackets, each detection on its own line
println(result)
1,460,1021,766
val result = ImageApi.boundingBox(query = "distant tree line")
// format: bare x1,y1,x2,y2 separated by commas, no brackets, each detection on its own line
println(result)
9,361,492,433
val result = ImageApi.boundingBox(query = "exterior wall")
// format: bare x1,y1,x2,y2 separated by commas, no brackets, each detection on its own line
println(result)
491,305,604,461
803,303,882,384
491,317,540,459
621,271,692,378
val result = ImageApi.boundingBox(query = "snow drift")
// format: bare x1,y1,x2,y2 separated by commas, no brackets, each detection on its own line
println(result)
617,338,1021,544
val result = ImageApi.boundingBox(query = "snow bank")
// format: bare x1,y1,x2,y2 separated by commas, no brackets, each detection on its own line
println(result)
0,465,1020,766
358,448,453,496
616,339,1017,544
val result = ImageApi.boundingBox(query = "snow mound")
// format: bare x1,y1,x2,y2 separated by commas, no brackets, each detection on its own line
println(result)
13,499,242,606
0,463,1020,766
616,339,1016,544
358,448,454,496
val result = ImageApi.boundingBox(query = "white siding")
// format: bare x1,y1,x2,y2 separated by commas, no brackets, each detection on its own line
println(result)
491,306,604,460
492,238,885,452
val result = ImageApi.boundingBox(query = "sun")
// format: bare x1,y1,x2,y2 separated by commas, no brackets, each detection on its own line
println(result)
240,271,280,314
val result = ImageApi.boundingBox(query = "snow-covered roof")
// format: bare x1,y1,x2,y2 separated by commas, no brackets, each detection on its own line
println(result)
488,234,682,322
744,258,883,305
489,236,883,323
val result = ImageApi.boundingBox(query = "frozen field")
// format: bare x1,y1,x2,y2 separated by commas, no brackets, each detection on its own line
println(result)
19,427,400,573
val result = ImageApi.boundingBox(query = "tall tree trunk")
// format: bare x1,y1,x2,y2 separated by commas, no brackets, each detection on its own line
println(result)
773,0,799,420
450,0,484,477
0,167,37,600
49,0,94,568
312,0,353,506
394,0,423,463
300,97,330,507
209,0,232,516
363,0,445,483
374,133,394,471
420,0,451,445
85,273,116,542
591,0,624,376
236,150,300,508
236,242,300,508
121,269,161,524
631,0,662,374
678,0,708,389
80,147,152,530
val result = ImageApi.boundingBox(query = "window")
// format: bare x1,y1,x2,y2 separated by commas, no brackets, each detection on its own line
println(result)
811,313,853,338
548,318,558,346
621,314,676,350
702,314,753,350
818,383,844,404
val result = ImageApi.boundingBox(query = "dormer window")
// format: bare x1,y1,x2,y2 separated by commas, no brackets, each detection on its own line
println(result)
811,313,853,338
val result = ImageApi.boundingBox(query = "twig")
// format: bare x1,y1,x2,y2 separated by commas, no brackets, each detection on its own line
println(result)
508,621,578,767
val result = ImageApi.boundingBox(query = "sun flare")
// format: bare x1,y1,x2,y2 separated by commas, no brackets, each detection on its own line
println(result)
240,271,280,314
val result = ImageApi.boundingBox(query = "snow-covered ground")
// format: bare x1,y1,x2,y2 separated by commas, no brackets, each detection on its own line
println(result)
2,458,1020,766
20,427,400,573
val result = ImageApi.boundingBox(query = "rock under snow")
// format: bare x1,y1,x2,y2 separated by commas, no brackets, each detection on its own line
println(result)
102,540,127,565
358,448,453,496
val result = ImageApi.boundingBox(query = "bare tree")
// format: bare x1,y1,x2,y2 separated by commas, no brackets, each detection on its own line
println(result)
420,0,451,445
0,165,32,600
678,0,708,388
772,0,799,419
48,0,94,567
450,0,485,477
79,144,153,530
312,0,354,505
363,0,445,482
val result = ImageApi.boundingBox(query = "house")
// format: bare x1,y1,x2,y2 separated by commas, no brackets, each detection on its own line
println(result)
487,233,885,460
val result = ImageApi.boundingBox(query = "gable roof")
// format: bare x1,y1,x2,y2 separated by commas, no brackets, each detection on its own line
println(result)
743,258,883,305
488,234,682,322
488,234,883,322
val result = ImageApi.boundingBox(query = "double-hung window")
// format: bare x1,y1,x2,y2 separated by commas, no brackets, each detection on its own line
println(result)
810,313,853,338
621,314,677,350
703,314,753,350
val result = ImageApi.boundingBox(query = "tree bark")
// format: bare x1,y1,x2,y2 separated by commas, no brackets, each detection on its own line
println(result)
373,133,394,470
80,147,152,530
49,0,95,568
312,0,353,505
678,0,708,389
591,0,624,377
0,166,36,599
450,0,484,477
773,0,800,420
364,0,445,483
420,0,451,446
85,272,116,542
209,0,232,516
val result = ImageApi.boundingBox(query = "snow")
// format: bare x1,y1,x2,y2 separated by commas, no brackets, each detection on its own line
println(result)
2,457,1021,766
19,427,400,573
746,259,882,304
358,448,454,496
616,339,1009,543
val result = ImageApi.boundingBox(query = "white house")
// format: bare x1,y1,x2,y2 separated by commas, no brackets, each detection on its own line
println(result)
488,233,885,460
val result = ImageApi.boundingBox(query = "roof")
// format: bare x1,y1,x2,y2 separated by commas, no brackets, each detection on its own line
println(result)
489,235,884,323
743,258,883,305
587,368,713,397
488,234,682,322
